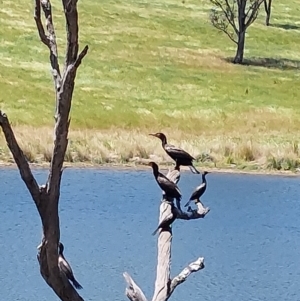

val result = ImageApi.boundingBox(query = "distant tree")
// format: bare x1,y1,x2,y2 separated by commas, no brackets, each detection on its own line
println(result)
263,0,272,26
209,0,264,64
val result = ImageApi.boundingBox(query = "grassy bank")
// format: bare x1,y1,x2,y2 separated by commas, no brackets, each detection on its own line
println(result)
0,1,300,172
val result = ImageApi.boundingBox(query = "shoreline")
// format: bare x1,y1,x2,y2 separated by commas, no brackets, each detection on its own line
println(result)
1,126,300,177
1,161,299,177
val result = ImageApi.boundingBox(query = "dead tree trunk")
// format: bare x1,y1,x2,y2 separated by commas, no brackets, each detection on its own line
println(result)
123,169,210,301
263,0,272,26
0,1,88,300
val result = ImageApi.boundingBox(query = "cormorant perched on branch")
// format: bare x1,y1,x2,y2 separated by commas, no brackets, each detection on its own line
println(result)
184,171,209,207
58,242,83,290
152,203,178,235
149,132,200,174
148,161,182,211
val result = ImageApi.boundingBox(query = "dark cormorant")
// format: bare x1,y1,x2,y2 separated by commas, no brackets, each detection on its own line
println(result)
149,132,200,174
58,242,83,290
184,171,209,207
148,161,182,211
152,203,178,235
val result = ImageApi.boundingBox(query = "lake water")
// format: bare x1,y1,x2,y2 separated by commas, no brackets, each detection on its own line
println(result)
0,167,300,301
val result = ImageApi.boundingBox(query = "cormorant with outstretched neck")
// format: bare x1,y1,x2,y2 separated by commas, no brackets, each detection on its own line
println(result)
152,203,178,235
148,161,182,211
184,171,209,207
58,242,83,290
149,132,200,174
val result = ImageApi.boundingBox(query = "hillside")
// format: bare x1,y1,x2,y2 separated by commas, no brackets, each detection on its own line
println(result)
0,0,300,171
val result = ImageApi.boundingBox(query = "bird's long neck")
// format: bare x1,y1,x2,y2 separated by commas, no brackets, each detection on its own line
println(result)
58,246,64,257
161,136,167,146
202,174,207,184
152,166,159,178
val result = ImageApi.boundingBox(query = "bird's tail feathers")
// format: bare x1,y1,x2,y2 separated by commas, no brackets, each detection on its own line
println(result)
176,198,182,212
189,165,200,174
72,279,83,290
152,227,159,236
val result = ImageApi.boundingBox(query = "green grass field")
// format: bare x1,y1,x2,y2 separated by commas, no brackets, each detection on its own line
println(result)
0,0,300,171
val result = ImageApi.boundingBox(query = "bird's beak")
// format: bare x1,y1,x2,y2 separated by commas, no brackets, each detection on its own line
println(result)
149,133,155,136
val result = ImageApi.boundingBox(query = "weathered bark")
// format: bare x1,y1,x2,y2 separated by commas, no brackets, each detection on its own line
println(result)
263,0,272,26
210,0,264,64
0,1,88,300
124,169,209,301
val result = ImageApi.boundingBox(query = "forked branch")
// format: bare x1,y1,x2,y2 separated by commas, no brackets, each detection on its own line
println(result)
1,1,88,301
124,168,208,301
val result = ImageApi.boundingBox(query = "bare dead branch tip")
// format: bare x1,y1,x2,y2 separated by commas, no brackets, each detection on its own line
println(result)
74,45,89,69
123,272,148,301
34,0,49,47
0,111,40,204
169,257,205,294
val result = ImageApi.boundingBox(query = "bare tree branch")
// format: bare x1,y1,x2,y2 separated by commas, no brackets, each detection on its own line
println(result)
263,0,272,25
245,0,264,28
43,0,88,203
74,45,89,69
39,0,62,85
155,169,209,301
63,0,79,67
34,0,50,47
169,257,205,295
224,0,238,33
0,111,40,205
178,200,210,220
152,201,173,301
210,0,239,35
123,272,148,301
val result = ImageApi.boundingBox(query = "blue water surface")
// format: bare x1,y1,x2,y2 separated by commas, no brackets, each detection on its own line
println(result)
0,167,299,301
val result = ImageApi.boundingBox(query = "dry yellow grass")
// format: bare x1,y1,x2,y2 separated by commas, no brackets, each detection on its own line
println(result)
0,125,299,172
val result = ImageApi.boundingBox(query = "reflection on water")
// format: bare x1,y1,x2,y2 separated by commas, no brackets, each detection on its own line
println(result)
0,168,300,301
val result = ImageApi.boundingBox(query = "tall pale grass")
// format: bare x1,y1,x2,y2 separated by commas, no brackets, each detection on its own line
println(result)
0,126,299,171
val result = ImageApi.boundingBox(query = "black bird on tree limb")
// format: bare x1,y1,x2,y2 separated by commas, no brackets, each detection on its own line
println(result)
149,132,200,174
148,161,182,211
152,203,178,236
58,242,83,290
184,171,210,207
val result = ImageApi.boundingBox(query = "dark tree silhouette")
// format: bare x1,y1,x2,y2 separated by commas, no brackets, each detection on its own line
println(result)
209,0,264,64
0,0,88,300
263,0,272,26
